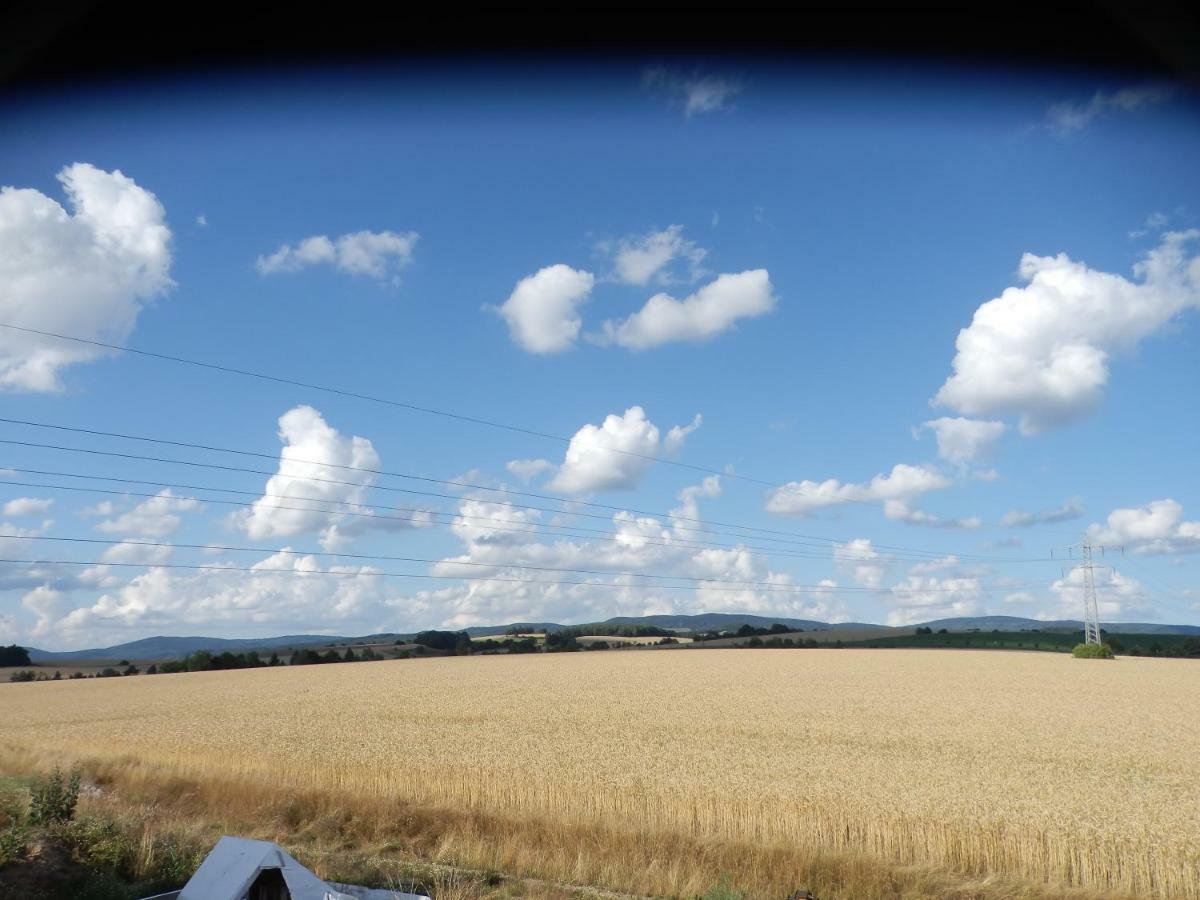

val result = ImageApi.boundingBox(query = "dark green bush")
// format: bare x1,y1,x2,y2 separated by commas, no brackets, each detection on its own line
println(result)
1072,643,1115,659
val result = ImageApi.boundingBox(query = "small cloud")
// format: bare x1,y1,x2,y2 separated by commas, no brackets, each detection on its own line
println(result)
597,225,707,286
988,536,1023,549
196,214,208,227
643,66,741,118
1130,212,1170,240
257,230,418,282
3,497,54,517
1000,497,1084,528
1003,591,1038,605
1046,83,1174,135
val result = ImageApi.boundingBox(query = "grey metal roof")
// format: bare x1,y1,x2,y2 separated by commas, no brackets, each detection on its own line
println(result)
140,835,431,900
177,836,353,900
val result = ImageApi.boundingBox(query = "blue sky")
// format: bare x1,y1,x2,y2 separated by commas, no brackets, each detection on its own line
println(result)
1,62,1198,648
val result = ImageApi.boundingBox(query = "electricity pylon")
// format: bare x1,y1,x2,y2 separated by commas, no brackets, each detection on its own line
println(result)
1076,536,1103,646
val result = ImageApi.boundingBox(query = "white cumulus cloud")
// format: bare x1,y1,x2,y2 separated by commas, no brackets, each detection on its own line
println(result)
887,574,984,626
256,230,418,281
0,163,172,391
765,463,951,518
934,231,1200,434
236,405,430,551
101,540,174,565
833,538,888,588
3,497,54,517
93,490,201,538
600,224,707,286
1048,567,1150,621
597,269,776,349
545,406,701,495
492,264,595,353
1088,498,1200,555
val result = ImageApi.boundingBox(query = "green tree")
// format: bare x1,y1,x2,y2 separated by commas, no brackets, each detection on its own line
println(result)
0,645,32,666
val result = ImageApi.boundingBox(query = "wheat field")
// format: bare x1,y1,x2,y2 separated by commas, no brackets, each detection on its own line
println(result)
3,649,1199,897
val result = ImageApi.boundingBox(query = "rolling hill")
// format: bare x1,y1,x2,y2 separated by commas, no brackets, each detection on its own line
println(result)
23,614,1200,662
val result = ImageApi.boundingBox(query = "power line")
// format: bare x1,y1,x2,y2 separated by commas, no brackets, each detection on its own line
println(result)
0,554,1040,596
0,415,939,554
0,417,1044,564
0,535,1046,594
0,475,957,566
0,466,1061,568
0,322,777,487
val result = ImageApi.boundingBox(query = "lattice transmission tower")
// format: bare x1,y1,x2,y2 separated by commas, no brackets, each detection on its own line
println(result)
1076,536,1103,646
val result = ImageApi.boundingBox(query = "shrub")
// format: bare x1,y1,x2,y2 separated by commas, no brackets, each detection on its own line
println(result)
0,820,26,868
1072,643,1115,660
701,875,746,900
8,670,35,683
28,767,81,826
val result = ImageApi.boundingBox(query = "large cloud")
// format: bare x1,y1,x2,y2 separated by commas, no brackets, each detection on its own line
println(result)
597,269,775,349
1087,498,1200,555
0,163,172,391
256,230,418,281
492,264,595,353
544,406,701,494
934,231,1200,434
236,405,430,550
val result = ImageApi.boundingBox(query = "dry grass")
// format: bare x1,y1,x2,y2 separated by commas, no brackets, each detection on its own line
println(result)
3,649,1197,897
